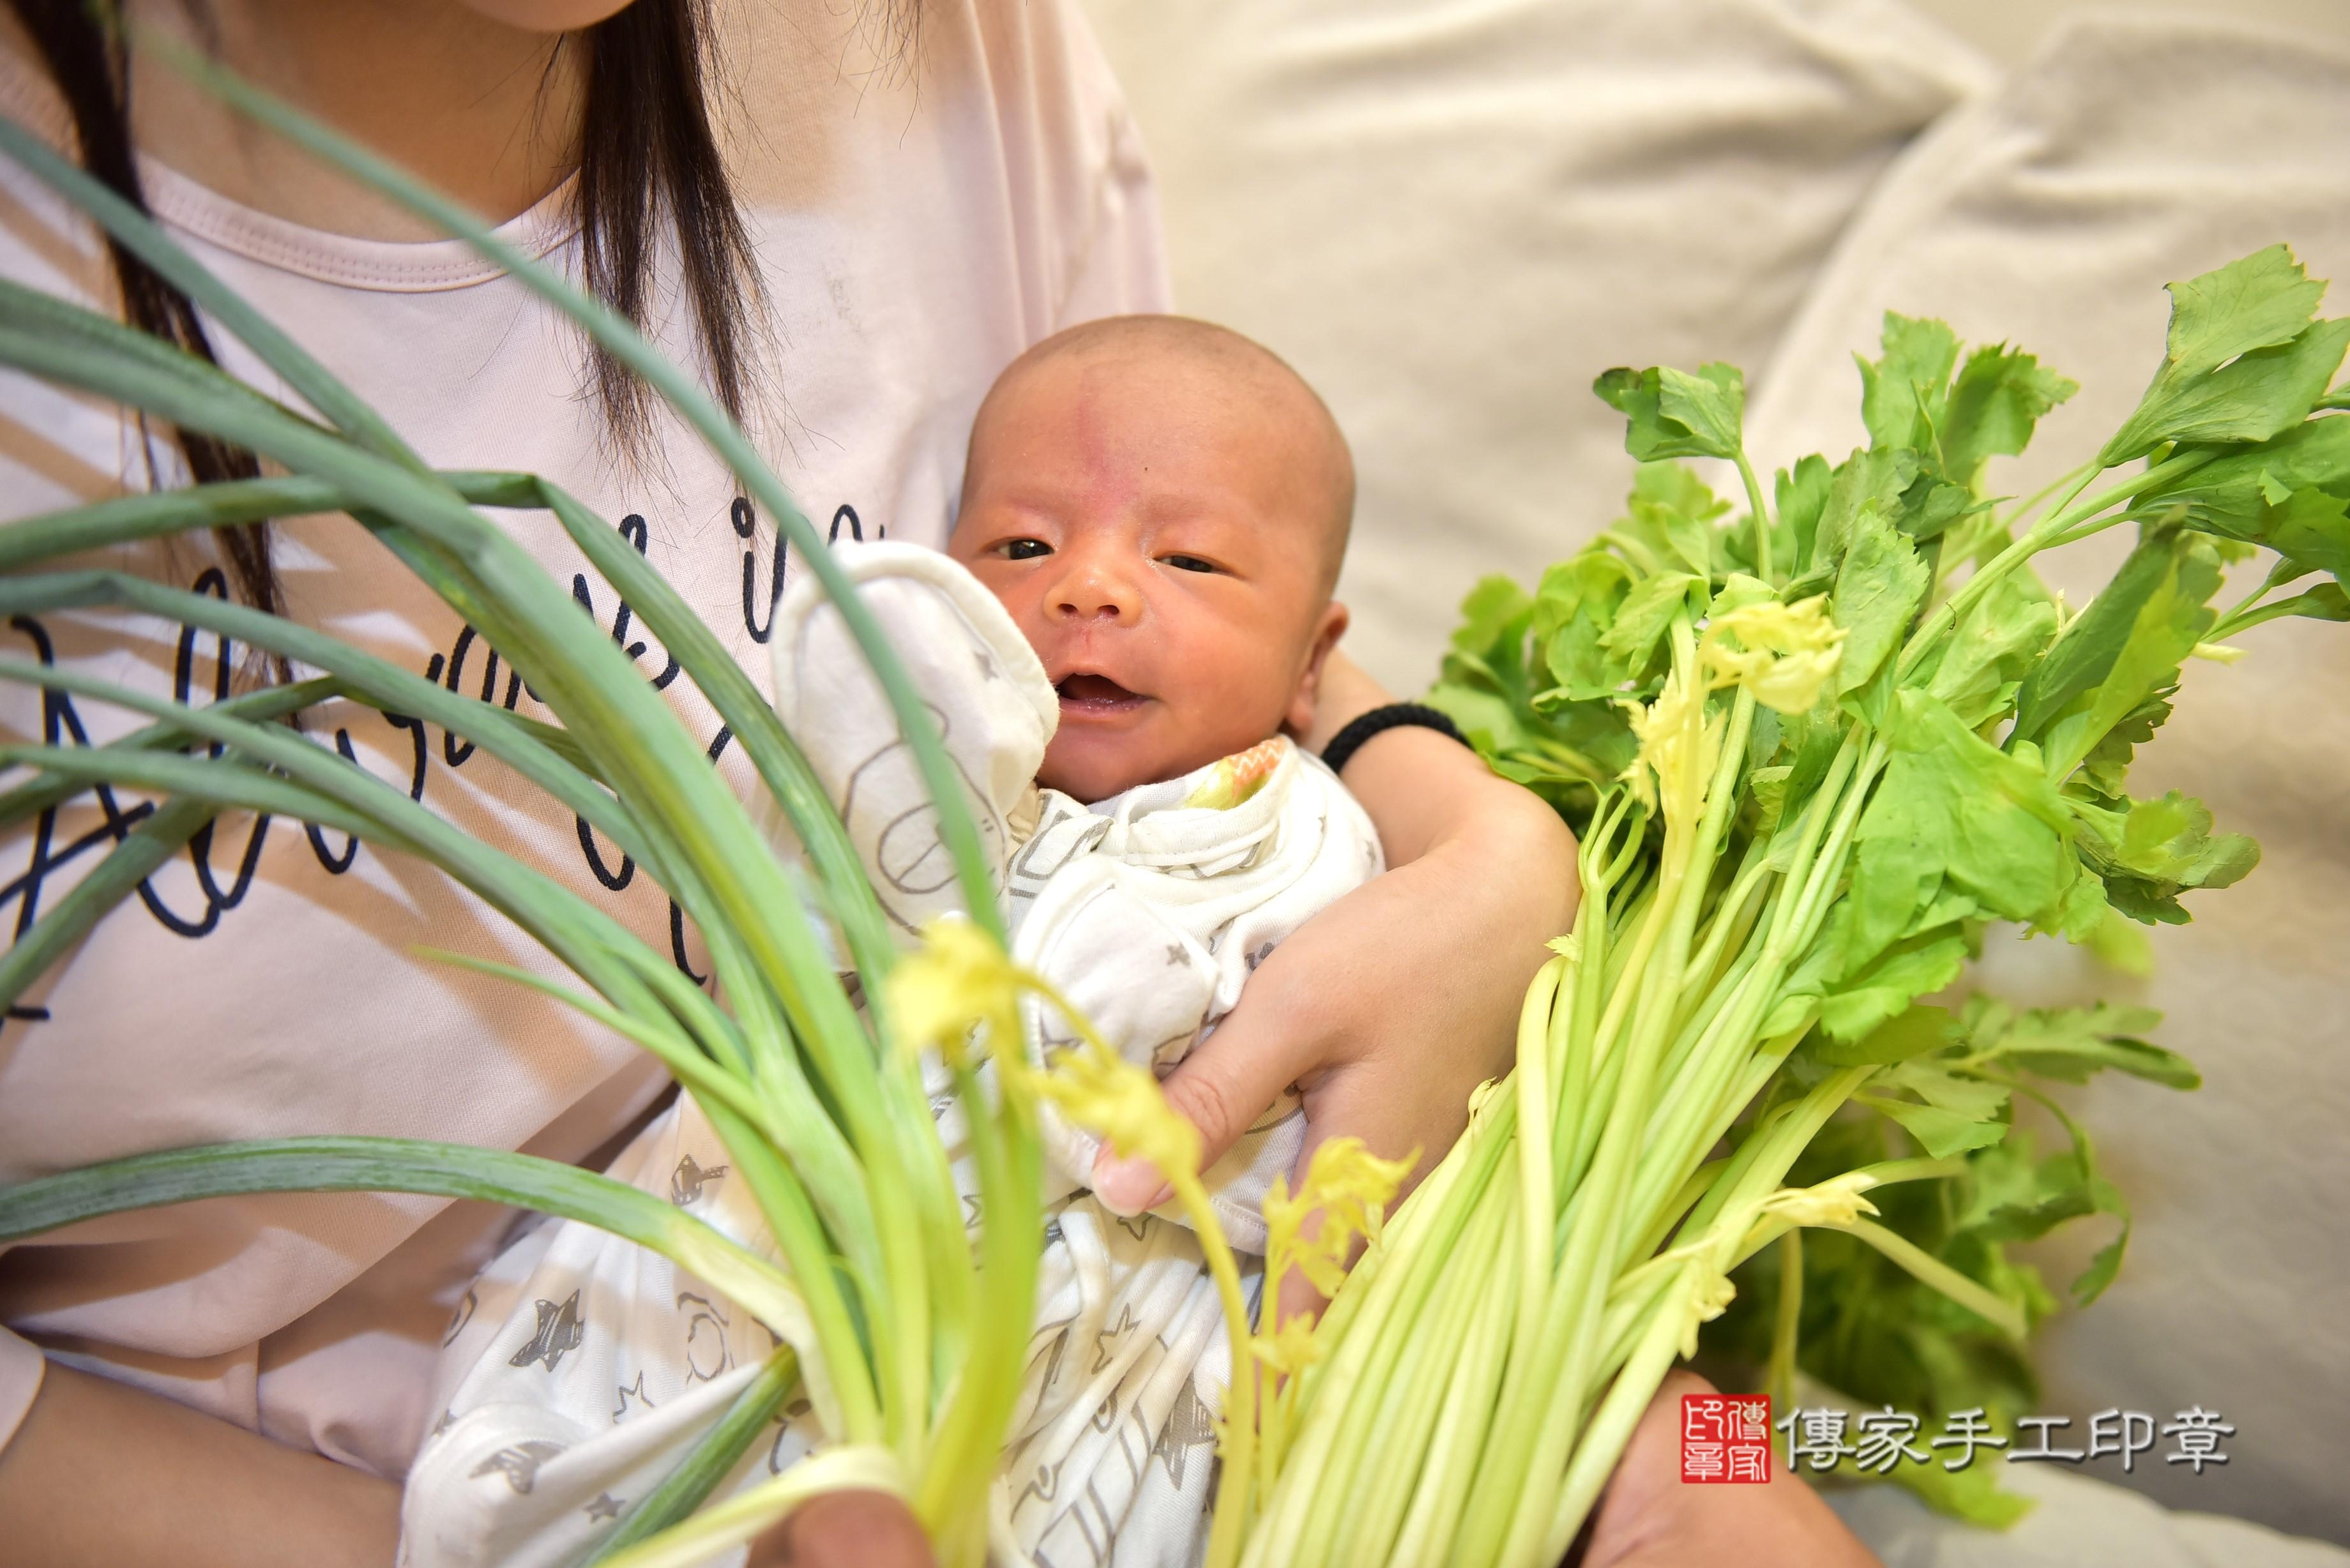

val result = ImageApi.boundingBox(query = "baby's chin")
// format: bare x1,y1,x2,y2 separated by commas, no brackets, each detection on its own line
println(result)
1038,732,1238,805
1036,746,1155,805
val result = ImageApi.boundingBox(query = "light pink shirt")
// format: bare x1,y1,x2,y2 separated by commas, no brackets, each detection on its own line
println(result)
0,0,1166,1477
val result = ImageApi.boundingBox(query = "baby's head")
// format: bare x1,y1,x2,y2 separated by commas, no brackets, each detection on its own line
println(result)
950,316,1354,803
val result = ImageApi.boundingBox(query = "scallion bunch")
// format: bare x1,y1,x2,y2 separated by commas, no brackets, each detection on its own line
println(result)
0,60,1123,1566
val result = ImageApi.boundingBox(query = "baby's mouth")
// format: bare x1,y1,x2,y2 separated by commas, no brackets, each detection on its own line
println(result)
1055,672,1148,716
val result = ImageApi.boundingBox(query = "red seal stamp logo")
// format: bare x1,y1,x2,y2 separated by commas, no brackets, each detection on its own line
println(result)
1682,1392,1772,1484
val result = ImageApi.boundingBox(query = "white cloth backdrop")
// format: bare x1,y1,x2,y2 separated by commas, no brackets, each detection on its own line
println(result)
1075,0,1989,693
1743,13,2350,1546
1077,0,2350,1548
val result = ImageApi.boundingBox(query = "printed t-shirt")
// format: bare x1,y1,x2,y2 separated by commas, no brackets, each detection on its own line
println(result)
0,0,1167,1478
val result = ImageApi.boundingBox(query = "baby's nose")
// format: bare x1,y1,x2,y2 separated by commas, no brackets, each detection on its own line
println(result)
1052,562,1141,622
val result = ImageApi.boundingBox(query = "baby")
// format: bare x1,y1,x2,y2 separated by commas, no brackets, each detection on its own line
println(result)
401,318,1376,1568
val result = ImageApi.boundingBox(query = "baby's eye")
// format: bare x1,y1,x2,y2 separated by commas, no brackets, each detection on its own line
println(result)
1160,554,1218,575
999,538,1052,561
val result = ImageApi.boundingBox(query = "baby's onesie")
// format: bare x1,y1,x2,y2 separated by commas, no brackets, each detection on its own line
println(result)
399,544,1381,1568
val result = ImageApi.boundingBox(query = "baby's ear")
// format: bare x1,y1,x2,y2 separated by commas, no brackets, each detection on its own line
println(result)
1284,600,1351,735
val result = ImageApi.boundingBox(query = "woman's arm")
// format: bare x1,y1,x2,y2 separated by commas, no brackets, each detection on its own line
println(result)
0,1361,402,1568
1092,650,1579,1281
0,1361,927,1568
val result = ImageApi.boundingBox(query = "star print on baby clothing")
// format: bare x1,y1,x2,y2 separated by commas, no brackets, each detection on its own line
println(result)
1153,1382,1217,1489
669,1153,727,1206
1090,1304,1140,1375
509,1292,586,1373
612,1372,658,1423
584,1492,625,1523
472,1440,566,1495
1033,1316,1075,1398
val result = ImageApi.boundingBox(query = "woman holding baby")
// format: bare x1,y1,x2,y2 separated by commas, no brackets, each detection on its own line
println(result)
0,1,1873,1563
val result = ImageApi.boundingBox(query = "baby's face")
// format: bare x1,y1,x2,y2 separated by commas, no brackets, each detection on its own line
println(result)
950,349,1347,803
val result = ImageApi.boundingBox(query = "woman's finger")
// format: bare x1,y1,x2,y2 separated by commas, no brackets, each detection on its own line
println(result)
1270,1046,1443,1323
1090,962,1318,1212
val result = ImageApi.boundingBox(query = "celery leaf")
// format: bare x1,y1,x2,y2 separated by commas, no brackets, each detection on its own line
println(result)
1830,504,1930,697
1941,345,2078,485
1593,362,1747,463
2012,528,2222,779
1848,692,2076,970
1859,313,1960,453
2101,246,2347,463
2135,413,2350,577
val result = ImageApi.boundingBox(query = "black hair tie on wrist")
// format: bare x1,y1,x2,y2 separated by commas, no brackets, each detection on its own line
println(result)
1321,701,1467,776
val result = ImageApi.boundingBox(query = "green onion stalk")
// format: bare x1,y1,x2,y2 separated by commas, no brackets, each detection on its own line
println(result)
0,54,1070,1566
1230,245,2350,1564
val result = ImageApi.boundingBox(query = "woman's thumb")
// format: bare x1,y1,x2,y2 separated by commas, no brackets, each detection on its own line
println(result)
1092,1018,1300,1214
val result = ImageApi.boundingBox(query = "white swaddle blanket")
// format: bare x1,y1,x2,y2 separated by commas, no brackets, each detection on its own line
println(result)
400,543,1381,1568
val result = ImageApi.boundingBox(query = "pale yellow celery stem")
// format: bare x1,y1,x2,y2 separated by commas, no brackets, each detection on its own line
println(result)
1511,954,1569,1400
1828,1219,2028,1340
1298,1077,1494,1368
1377,1182,1520,1567
1174,1179,1258,1568
1252,1137,1415,1492
1245,1097,1520,1568
1316,1179,1515,1567
1476,624,1720,1568
1768,1229,1803,1414
1303,1161,1516,1560
1543,1262,1703,1558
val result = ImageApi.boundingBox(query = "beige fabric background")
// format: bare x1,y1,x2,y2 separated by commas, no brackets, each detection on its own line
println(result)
1745,13,2350,1547
1076,0,2350,1546
1913,0,2350,64
1075,0,1990,694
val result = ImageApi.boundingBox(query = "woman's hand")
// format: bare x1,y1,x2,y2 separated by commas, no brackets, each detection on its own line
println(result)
1092,651,1578,1315
747,1490,936,1568
1578,1373,1881,1568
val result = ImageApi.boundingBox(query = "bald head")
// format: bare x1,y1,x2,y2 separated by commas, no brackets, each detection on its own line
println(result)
962,315,1355,598
950,315,1358,800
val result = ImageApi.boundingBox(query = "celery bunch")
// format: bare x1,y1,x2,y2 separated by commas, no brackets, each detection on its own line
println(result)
1234,243,2347,1565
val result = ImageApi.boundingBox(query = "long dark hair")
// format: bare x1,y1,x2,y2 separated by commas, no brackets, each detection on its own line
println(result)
5,0,764,619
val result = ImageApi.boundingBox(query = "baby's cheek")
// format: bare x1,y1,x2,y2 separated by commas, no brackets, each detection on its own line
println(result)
975,575,1042,639
1183,649,1296,755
